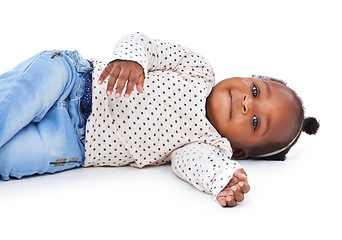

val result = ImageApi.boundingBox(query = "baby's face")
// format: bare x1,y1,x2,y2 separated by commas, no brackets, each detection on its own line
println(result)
206,77,300,156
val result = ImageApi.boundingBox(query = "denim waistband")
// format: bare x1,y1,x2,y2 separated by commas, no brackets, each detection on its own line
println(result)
80,60,93,121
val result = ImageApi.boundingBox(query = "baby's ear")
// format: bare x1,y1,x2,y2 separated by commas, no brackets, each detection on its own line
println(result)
232,147,249,160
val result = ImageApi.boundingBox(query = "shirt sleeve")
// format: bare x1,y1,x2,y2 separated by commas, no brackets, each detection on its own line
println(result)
170,142,242,200
111,32,215,85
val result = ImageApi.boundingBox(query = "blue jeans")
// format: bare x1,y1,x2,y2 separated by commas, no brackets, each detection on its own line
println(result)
0,50,93,180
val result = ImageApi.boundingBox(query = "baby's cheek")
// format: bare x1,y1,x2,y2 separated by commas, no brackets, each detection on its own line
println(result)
224,123,250,145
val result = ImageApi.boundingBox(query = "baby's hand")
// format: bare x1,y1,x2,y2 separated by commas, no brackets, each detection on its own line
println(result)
216,169,250,207
98,60,145,98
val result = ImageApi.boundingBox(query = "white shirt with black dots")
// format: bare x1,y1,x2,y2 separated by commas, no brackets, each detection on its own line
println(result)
84,33,242,199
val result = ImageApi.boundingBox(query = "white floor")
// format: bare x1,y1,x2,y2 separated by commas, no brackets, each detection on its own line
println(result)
1,131,339,239
1,1,341,239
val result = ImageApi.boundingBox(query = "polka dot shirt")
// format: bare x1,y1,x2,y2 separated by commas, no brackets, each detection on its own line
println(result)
84,33,242,199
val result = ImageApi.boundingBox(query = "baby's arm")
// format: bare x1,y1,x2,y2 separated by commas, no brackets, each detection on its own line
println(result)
170,142,249,207
103,32,215,98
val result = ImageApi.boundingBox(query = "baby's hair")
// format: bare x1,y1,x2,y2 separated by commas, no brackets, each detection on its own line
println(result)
248,75,320,160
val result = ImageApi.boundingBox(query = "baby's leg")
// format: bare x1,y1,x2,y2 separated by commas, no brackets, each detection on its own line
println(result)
0,105,84,180
0,51,85,148
0,50,91,180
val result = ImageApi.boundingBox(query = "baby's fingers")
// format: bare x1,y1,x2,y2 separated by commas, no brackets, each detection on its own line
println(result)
136,73,145,94
217,197,227,207
227,197,237,207
232,186,244,202
217,196,236,207
235,169,247,180
98,62,114,85
124,71,139,97
238,181,250,194
106,67,121,95
124,72,145,97
114,70,129,98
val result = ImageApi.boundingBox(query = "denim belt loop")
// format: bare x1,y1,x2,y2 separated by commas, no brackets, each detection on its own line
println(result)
65,50,92,73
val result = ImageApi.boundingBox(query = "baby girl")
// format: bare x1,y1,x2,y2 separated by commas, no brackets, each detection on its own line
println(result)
0,33,319,207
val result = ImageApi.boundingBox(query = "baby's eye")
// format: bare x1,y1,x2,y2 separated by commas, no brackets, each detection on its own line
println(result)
252,84,259,98
252,115,259,131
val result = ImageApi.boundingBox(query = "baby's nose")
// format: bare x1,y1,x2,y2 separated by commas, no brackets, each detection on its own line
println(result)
242,94,252,114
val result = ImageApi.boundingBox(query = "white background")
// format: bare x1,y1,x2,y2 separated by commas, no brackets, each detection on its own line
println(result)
0,0,341,239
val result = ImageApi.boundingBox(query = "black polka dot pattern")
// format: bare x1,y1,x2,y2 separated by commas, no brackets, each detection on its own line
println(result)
84,33,241,198
171,142,241,199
